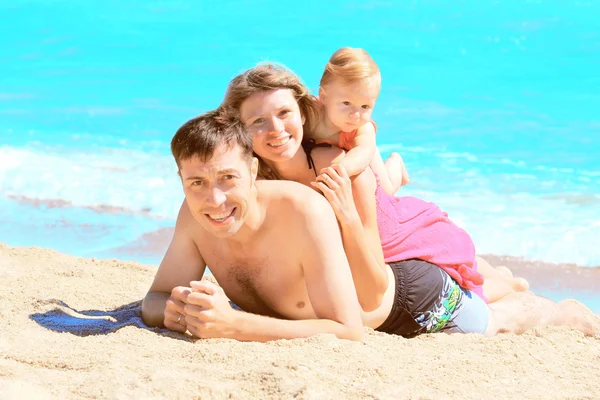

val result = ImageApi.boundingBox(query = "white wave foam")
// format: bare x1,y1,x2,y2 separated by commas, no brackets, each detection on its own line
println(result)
400,188,600,267
0,145,182,219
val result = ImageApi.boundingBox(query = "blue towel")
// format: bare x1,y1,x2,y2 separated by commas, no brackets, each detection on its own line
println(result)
30,299,150,336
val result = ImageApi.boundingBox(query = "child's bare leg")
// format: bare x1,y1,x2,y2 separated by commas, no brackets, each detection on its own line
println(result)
495,266,514,278
476,256,530,293
384,152,410,189
476,256,508,280
482,278,515,303
369,150,397,195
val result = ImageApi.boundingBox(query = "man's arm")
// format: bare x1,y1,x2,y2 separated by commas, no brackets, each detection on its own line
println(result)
338,122,377,177
186,281,364,342
141,201,206,328
295,194,365,340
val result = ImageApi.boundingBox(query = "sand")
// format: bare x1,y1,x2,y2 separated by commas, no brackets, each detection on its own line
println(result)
1,242,599,400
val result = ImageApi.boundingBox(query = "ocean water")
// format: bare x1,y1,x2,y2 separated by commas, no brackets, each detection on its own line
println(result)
1,1,599,309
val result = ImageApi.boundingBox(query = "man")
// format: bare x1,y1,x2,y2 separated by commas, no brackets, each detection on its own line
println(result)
141,110,364,341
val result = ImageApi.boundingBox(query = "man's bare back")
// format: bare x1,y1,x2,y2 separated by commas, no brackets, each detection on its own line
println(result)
186,179,338,320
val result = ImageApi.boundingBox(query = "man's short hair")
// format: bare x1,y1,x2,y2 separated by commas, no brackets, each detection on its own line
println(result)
171,108,253,169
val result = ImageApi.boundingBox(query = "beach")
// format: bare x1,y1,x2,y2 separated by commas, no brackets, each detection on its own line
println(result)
1,242,599,400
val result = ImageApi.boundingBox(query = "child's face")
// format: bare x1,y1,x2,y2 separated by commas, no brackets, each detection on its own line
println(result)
320,78,379,132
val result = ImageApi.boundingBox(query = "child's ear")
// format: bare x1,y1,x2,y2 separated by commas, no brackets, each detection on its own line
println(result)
301,114,306,125
318,87,326,100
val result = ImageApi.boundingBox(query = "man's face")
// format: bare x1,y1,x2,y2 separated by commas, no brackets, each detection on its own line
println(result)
179,143,258,239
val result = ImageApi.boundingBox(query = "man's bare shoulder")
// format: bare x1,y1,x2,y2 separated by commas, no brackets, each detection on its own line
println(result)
255,180,334,221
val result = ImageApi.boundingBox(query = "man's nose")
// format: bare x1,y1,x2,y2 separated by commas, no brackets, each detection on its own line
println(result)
205,186,226,207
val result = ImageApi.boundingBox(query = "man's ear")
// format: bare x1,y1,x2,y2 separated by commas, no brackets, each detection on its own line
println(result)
251,157,259,183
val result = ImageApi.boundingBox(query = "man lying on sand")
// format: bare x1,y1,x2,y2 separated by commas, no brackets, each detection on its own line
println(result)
142,110,600,341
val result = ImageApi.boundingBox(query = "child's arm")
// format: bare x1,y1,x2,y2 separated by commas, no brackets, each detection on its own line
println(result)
338,122,377,177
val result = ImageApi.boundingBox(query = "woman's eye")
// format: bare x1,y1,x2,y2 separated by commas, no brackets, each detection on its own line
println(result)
253,118,265,125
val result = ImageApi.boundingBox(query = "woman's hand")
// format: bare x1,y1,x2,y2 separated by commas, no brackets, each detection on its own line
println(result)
311,164,361,226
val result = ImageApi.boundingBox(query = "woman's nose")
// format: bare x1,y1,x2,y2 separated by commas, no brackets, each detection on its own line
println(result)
267,117,284,134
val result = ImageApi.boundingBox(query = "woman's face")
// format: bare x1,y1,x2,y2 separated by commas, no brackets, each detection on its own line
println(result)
239,89,305,164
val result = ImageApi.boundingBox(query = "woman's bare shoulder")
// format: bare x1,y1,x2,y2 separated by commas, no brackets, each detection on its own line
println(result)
311,144,346,171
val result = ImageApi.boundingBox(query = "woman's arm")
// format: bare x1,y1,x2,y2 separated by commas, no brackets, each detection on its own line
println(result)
312,164,388,312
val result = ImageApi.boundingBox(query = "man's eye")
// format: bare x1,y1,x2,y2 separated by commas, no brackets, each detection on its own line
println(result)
223,175,235,180
191,180,204,186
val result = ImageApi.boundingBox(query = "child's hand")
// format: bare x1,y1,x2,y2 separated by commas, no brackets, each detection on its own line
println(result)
311,164,360,225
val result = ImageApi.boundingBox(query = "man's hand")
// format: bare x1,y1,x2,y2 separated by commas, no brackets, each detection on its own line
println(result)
185,281,239,339
164,286,192,333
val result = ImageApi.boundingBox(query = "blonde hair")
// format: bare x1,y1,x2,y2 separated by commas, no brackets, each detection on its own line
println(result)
320,47,381,89
221,63,320,180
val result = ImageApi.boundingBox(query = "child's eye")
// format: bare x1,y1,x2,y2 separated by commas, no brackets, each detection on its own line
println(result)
342,101,351,106
279,109,290,117
361,105,371,110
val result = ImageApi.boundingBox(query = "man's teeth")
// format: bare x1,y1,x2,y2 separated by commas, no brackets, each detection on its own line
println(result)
269,136,290,147
208,210,233,221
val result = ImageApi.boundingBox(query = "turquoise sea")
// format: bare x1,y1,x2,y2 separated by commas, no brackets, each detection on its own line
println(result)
1,1,598,310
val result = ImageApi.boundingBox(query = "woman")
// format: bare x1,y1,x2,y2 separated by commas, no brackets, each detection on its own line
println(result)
219,64,491,337
217,63,600,339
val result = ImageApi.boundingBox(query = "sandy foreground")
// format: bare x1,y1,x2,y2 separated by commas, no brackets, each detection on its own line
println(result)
1,243,599,400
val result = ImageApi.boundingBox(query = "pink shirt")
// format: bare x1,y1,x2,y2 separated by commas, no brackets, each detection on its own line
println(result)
375,183,486,300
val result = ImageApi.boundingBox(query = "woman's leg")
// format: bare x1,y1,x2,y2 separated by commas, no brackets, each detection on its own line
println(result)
486,291,600,336
476,256,530,302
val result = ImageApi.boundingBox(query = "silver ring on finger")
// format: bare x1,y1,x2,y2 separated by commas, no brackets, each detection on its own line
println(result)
177,314,183,324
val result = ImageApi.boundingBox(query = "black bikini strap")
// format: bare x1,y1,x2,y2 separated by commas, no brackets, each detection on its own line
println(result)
301,139,332,177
